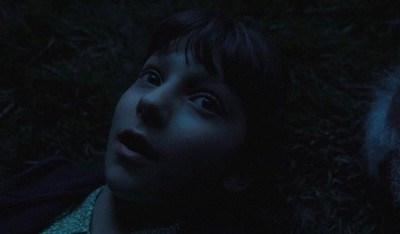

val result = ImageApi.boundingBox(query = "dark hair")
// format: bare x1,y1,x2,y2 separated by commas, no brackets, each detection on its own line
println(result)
147,9,291,232
148,9,290,170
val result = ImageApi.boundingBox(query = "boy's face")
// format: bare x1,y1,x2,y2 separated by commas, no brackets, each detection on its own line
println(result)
105,49,246,206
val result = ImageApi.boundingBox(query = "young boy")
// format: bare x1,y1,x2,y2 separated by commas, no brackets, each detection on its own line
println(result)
0,9,289,233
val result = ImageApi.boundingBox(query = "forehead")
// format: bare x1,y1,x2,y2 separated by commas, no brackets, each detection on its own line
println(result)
144,49,224,84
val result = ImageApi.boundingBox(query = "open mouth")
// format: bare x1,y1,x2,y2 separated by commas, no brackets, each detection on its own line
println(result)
117,129,152,160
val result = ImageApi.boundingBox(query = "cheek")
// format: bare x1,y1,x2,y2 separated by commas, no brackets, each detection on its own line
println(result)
109,89,140,133
114,90,138,118
181,108,244,155
165,117,243,166
106,89,139,153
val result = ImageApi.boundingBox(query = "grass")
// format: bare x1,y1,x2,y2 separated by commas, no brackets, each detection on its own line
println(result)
1,0,400,232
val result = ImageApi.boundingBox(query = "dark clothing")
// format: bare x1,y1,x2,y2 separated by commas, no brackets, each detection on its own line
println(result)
0,157,267,234
0,157,104,234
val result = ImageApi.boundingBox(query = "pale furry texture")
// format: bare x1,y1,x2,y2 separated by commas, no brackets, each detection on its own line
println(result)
390,159,400,206
364,70,400,180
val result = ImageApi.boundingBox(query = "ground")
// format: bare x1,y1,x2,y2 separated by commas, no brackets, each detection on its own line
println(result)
1,0,400,233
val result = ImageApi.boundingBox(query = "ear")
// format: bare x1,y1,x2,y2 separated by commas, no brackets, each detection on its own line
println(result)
223,175,254,193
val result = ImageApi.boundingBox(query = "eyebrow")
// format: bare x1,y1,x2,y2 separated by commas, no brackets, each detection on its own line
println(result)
144,53,223,83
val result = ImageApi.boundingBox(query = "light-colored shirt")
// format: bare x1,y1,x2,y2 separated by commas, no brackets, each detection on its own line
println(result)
40,187,102,234
40,187,180,234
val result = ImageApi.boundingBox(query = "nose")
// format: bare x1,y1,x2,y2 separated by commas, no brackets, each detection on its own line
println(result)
136,88,173,128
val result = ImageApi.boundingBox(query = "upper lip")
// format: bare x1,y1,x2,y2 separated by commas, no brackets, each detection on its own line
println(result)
117,129,153,160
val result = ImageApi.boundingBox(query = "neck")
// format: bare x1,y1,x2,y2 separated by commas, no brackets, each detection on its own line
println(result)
91,185,180,233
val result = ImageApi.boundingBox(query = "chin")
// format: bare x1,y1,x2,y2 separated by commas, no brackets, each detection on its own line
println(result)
105,172,160,206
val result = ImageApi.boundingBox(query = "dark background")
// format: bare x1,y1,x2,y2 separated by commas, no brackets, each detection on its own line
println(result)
1,0,400,232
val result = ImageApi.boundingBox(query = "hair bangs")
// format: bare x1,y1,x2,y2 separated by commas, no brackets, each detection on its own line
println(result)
147,10,262,77
147,9,290,134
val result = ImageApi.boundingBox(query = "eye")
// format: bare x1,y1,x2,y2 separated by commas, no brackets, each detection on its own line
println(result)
139,69,162,86
189,94,224,115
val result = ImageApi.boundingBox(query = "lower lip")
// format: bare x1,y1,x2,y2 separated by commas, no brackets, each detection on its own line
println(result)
115,141,149,164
